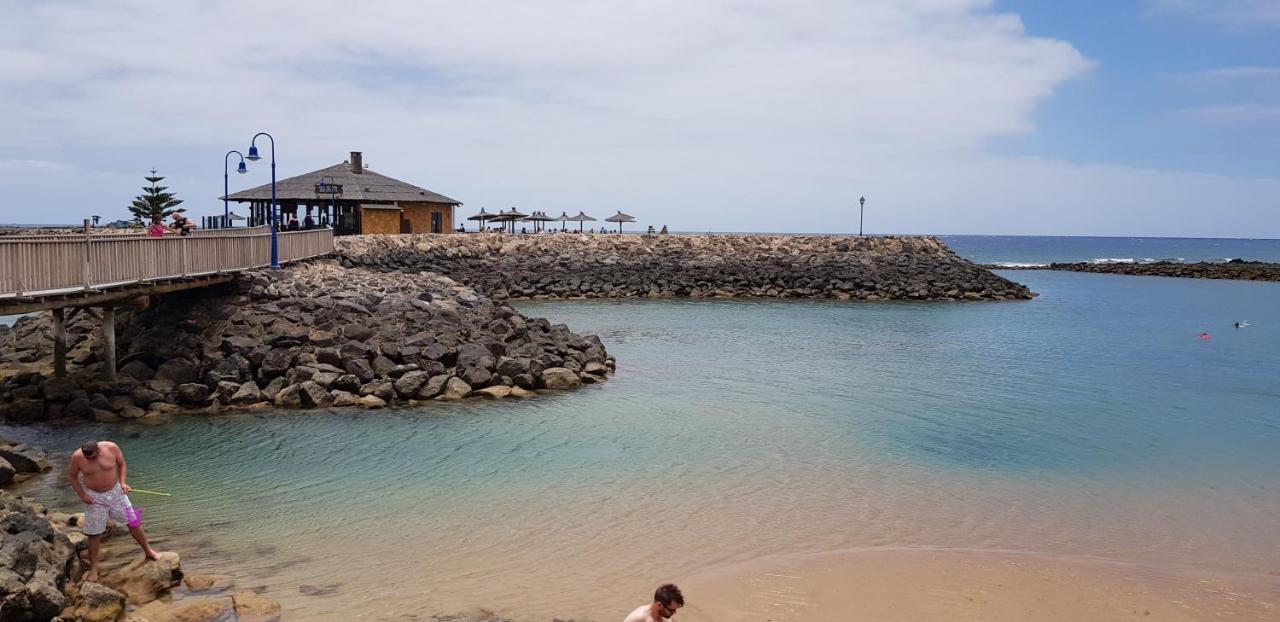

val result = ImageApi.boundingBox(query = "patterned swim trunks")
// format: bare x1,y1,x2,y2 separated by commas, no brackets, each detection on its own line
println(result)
83,484,133,536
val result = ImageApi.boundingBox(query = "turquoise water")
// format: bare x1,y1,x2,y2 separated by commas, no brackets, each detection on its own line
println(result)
5,270,1279,619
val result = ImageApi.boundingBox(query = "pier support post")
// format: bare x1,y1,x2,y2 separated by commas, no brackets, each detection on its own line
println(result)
52,308,66,378
102,306,117,382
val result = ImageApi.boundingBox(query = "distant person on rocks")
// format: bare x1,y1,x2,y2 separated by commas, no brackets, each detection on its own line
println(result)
147,216,166,238
169,212,196,236
624,584,684,621
69,440,161,582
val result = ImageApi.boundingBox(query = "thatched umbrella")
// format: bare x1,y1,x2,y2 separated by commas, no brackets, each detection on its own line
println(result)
569,211,597,232
605,210,636,234
523,210,554,233
556,211,571,231
489,208,527,233
466,207,494,232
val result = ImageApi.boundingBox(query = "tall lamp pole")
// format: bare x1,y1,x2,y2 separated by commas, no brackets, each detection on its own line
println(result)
859,196,866,237
224,150,247,228
246,133,278,268
318,175,337,229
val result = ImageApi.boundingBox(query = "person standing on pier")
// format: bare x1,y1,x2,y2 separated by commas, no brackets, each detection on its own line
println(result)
68,440,161,582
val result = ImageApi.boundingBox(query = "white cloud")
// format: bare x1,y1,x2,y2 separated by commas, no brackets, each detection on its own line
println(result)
0,0,1274,236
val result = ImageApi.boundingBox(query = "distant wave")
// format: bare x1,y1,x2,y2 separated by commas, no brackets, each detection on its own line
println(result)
992,262,1048,268
1089,257,1186,265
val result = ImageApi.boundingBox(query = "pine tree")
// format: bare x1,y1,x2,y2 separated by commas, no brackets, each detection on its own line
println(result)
128,169,185,222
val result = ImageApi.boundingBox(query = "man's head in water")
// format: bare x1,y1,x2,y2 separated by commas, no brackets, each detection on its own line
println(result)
80,440,100,459
654,584,683,618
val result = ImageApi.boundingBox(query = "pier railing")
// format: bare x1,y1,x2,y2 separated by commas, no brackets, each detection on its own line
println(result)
0,227,334,298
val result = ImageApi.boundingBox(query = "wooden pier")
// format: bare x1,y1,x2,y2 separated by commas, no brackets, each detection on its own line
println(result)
1,226,334,379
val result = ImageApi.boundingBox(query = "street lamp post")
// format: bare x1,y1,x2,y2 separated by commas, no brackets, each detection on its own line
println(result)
224,150,247,228
318,175,338,229
859,196,866,237
246,133,278,268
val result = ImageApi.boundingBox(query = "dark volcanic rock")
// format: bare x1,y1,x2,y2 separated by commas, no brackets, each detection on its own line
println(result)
994,260,1280,282
0,259,610,423
336,233,1034,302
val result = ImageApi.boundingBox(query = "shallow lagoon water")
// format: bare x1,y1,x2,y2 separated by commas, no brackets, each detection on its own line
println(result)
5,271,1279,619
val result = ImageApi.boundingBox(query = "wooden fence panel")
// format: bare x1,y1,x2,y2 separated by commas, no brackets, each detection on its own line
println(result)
0,227,333,298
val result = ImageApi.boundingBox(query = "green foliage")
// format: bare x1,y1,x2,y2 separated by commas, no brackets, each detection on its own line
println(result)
128,169,185,222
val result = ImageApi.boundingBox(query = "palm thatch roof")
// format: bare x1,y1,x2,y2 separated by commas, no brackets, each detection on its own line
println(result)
224,162,461,205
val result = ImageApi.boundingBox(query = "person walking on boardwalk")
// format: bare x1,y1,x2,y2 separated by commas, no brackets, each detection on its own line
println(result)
623,584,684,621
68,440,160,582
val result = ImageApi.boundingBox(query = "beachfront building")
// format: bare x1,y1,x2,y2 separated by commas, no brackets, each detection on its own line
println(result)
224,151,460,235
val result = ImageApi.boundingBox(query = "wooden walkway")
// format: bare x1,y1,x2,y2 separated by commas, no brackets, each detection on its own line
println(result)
0,226,334,380
0,226,333,313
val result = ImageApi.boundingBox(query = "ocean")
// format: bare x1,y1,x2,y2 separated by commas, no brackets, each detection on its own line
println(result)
3,267,1278,620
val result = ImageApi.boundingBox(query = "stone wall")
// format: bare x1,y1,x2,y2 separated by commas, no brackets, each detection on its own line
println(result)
336,233,1034,301
991,259,1280,282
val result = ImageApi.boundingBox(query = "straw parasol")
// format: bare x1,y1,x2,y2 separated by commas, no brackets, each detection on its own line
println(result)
485,208,526,233
523,210,554,233
568,211,597,232
604,210,636,233
466,207,494,232
556,211,571,231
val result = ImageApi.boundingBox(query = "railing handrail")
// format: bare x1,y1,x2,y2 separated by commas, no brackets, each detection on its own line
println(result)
0,227,334,299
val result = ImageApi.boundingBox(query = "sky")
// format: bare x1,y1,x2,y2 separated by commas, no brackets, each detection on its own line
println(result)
0,0,1276,237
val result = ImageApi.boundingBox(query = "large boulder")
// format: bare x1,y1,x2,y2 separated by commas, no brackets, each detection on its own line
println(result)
437,377,472,401
229,381,263,405
232,590,283,622
416,374,451,400
393,370,431,399
101,551,182,605
175,383,211,405
273,384,303,409
540,367,582,390
460,366,493,388
154,358,199,385
297,381,333,408
455,343,496,371
0,444,51,473
472,385,511,399
257,349,294,380
0,458,14,486
73,582,127,622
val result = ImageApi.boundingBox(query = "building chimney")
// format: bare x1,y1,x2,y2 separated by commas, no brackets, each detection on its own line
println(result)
350,151,363,174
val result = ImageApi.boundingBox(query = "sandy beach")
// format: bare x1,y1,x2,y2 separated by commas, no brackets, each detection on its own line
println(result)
682,548,1280,621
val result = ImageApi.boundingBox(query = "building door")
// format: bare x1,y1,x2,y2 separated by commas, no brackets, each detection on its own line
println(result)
400,215,412,234
431,212,442,234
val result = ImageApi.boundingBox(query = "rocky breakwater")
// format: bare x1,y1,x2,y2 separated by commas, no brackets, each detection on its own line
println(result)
336,234,1034,301
997,258,1280,282
0,260,613,424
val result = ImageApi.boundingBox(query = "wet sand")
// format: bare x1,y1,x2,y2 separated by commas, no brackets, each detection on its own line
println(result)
681,548,1280,622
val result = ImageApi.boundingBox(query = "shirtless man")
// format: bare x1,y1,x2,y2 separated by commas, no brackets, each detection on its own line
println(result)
68,440,160,582
623,584,683,622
